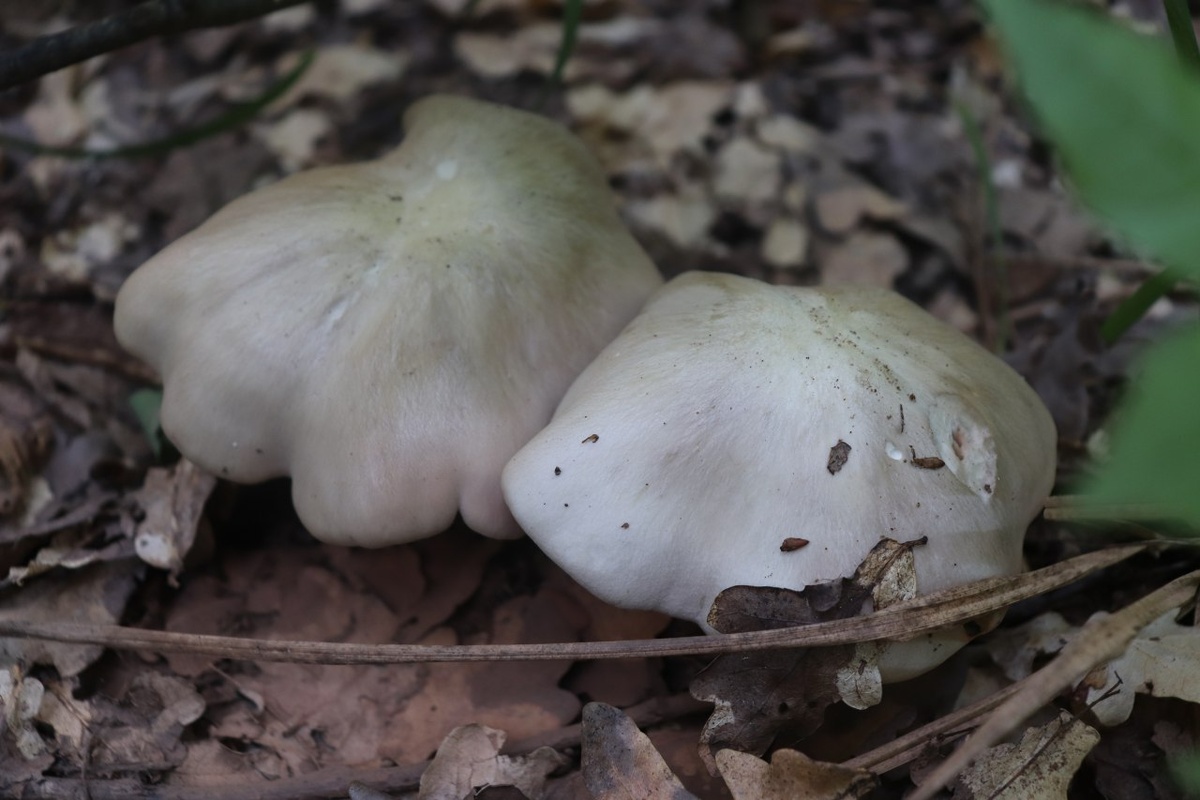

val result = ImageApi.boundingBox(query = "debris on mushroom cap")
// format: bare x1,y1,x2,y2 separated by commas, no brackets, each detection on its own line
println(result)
114,94,663,547
502,271,1056,680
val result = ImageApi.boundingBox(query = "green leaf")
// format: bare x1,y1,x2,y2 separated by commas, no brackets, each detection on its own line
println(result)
979,0,1200,284
549,0,583,88
1101,267,1181,344
1164,0,1200,72
1170,750,1200,795
1086,325,1200,526
129,388,164,459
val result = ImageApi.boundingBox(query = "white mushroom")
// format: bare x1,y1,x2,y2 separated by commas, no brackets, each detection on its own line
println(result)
115,95,663,546
502,271,1056,680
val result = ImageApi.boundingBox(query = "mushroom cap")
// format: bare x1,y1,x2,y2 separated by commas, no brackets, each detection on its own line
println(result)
502,272,1056,678
115,95,663,546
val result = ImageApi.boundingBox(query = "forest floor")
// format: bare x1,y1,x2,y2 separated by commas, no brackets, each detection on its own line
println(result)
0,1,1198,798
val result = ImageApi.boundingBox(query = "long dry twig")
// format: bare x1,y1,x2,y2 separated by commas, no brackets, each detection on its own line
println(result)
0,0,310,91
1042,494,1189,523
0,545,1144,664
843,682,1023,774
908,567,1200,800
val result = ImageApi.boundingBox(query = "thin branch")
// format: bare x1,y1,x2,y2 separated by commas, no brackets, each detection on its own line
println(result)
1043,493,1192,523
0,545,1144,664
908,567,1200,800
0,0,311,91
843,681,1023,773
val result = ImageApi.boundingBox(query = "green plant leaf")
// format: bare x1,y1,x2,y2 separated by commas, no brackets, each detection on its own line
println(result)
1164,0,1200,72
129,388,164,459
979,0,1200,284
1101,267,1181,343
1171,750,1200,796
1086,325,1200,526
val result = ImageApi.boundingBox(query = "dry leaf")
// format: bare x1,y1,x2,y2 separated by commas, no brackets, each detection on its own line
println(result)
647,726,735,800
988,608,1200,728
418,724,565,800
820,230,909,287
952,712,1099,799
813,184,907,235
713,138,782,204
1079,610,1200,726
581,702,697,800
0,380,53,519
996,187,1097,258
568,81,734,166
761,218,808,269
985,612,1073,682
552,565,670,708
78,671,204,773
40,212,139,283
626,184,717,250
132,458,217,580
756,115,821,153
254,108,333,172
165,546,426,771
23,67,87,147
456,26,563,80
381,590,584,763
274,45,408,107
32,677,92,756
715,748,876,800
0,667,46,759
693,539,923,765
0,559,141,676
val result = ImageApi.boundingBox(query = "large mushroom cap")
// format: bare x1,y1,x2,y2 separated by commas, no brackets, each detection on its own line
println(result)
503,271,1056,678
115,95,663,546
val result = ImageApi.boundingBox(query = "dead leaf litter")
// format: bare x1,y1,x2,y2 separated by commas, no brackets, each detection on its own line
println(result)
0,0,1197,798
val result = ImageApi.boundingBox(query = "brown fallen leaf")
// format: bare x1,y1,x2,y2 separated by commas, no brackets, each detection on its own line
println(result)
0,734,52,794
0,379,53,519
648,727,734,800
0,666,46,759
417,724,565,800
84,671,206,773
548,559,670,708
952,712,1099,800
715,748,876,800
812,183,907,236
166,539,585,774
581,702,697,800
163,545,428,773
0,559,141,676
131,458,217,581
381,589,585,763
820,229,909,288
692,538,924,766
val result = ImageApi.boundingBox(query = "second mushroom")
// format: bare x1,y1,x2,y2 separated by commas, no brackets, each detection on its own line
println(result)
502,271,1056,680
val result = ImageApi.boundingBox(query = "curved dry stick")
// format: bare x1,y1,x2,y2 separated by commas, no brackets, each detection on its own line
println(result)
0,545,1143,664
843,681,1023,774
